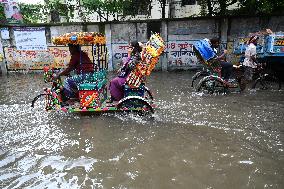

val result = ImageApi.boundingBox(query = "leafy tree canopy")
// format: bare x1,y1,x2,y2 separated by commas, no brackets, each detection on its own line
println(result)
198,0,284,16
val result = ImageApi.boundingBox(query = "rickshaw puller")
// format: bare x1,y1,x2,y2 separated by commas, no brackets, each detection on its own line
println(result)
55,44,94,102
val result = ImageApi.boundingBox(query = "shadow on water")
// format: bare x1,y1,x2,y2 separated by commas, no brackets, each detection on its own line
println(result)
0,71,283,188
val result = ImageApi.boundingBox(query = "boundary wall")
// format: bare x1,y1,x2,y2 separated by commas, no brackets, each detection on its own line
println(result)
0,15,283,74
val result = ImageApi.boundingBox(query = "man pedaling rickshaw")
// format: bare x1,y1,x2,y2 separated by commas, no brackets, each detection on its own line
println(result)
209,37,234,84
54,44,94,104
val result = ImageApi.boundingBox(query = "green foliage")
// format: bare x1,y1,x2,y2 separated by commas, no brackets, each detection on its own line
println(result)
198,0,238,16
81,0,152,21
0,3,6,23
44,0,75,22
128,0,152,15
16,0,77,23
19,3,44,23
81,0,107,21
198,0,207,16
47,0,69,16
237,0,284,15
198,0,284,16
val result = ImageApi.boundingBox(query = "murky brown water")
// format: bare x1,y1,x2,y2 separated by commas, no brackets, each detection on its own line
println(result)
0,71,283,188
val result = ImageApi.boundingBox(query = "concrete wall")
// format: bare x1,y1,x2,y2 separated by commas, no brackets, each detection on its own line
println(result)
166,19,219,70
228,16,284,40
1,15,284,73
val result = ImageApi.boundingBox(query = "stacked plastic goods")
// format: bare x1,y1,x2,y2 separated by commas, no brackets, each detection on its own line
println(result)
52,32,106,45
126,33,165,88
143,33,165,75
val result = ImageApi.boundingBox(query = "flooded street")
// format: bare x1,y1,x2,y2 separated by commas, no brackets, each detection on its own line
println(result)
0,71,283,188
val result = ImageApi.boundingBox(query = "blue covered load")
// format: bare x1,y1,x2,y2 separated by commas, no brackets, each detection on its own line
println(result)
193,39,221,74
193,39,216,62
265,34,284,56
233,32,284,57
233,31,284,75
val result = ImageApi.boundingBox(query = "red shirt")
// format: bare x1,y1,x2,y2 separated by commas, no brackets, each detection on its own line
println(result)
69,51,94,74
12,13,23,21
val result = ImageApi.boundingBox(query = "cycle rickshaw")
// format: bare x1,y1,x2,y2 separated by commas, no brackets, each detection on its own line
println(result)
192,39,246,94
31,32,165,114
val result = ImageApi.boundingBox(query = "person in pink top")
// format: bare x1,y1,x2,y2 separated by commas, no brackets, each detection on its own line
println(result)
108,40,143,102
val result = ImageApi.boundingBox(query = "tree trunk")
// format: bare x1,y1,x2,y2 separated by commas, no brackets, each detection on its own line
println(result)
206,0,213,16
160,0,166,18
219,1,226,15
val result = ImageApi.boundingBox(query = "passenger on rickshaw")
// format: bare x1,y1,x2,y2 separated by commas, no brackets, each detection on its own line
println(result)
209,37,233,82
108,40,143,103
55,44,93,101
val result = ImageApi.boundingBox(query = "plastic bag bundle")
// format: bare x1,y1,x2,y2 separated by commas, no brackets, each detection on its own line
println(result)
126,33,165,88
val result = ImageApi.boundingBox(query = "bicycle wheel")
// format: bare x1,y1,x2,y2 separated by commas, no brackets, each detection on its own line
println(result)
117,96,154,115
144,86,154,102
252,74,281,90
191,70,210,88
196,76,226,94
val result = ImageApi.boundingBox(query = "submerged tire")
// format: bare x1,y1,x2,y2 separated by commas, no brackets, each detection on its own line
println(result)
116,96,154,115
252,74,281,90
238,76,247,91
196,76,226,94
191,70,210,88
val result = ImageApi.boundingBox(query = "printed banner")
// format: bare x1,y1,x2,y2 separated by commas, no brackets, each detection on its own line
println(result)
1,0,23,23
13,27,47,51
4,46,94,70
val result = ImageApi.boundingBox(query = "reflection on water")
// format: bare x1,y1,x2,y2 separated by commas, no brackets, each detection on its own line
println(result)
0,72,283,188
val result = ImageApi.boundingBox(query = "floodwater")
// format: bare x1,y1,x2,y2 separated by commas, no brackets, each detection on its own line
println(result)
0,71,283,189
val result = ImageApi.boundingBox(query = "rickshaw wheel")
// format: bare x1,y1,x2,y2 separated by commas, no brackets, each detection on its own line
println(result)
252,74,281,90
237,76,247,91
116,96,154,115
196,76,226,94
31,93,56,110
144,86,154,102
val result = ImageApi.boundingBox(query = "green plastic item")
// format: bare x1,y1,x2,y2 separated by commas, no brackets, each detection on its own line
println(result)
79,78,107,90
